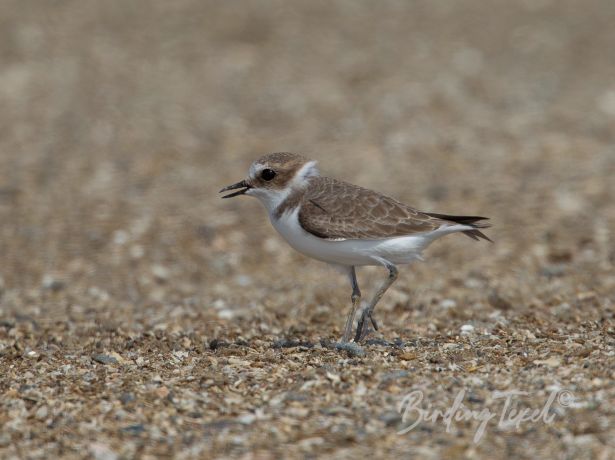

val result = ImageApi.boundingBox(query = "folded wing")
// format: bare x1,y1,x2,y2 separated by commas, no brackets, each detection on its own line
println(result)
298,177,441,240
298,177,491,241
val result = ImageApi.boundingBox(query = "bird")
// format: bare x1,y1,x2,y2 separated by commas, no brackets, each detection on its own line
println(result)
220,152,491,343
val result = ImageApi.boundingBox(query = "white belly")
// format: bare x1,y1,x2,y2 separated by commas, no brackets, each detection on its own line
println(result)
270,208,460,267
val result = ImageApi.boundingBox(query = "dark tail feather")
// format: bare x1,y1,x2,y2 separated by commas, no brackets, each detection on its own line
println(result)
425,213,493,243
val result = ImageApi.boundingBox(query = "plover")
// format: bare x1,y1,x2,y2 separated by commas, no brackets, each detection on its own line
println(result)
220,152,491,342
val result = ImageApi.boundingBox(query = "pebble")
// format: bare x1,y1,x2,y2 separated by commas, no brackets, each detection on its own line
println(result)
440,299,457,309
92,354,119,365
398,352,417,361
533,357,561,367
542,264,566,278
272,339,314,349
151,265,170,281
460,324,475,335
35,406,48,420
217,309,235,320
488,291,513,310
237,413,256,425
380,370,411,382
154,386,170,398
209,339,229,350
379,411,402,426
235,275,253,286
89,443,119,460
41,274,65,291
297,437,324,450
321,340,366,357
325,372,341,384
120,393,136,405
121,424,145,435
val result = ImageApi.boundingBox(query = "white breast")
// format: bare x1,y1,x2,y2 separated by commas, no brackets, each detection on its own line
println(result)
270,207,464,267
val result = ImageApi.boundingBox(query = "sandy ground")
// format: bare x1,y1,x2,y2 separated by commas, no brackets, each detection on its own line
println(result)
1,1,614,458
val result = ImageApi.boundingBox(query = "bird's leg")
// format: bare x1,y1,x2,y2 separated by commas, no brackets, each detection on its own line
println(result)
355,260,398,342
341,266,361,343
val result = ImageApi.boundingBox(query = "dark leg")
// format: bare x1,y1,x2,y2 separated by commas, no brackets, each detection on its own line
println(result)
341,266,361,343
354,260,398,342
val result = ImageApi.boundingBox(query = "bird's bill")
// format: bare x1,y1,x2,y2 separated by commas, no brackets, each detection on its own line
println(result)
219,179,251,198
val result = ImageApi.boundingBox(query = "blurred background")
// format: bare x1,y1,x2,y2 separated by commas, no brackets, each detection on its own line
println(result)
1,0,613,317
0,1,614,457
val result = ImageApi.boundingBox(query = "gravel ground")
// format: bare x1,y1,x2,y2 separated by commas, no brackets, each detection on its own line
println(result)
1,1,614,459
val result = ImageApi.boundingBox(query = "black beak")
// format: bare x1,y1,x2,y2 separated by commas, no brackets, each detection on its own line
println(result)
219,180,251,198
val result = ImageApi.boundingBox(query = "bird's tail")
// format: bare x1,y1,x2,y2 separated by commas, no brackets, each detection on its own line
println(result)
425,213,492,242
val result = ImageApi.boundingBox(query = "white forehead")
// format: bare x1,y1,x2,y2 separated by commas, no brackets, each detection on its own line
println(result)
248,161,266,180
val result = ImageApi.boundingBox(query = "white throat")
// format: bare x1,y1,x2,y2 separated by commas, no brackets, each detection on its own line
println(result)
247,161,319,215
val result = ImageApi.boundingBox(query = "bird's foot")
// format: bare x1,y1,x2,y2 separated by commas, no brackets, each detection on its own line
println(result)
354,309,378,342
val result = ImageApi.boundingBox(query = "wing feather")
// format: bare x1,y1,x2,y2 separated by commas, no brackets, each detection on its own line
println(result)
298,177,441,240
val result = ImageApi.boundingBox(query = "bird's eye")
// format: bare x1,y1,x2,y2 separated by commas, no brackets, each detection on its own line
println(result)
260,168,276,181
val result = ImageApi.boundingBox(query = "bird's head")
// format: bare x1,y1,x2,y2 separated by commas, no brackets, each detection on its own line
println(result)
219,152,319,212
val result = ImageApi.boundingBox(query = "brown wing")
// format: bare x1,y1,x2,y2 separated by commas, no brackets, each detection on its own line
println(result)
298,177,442,240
